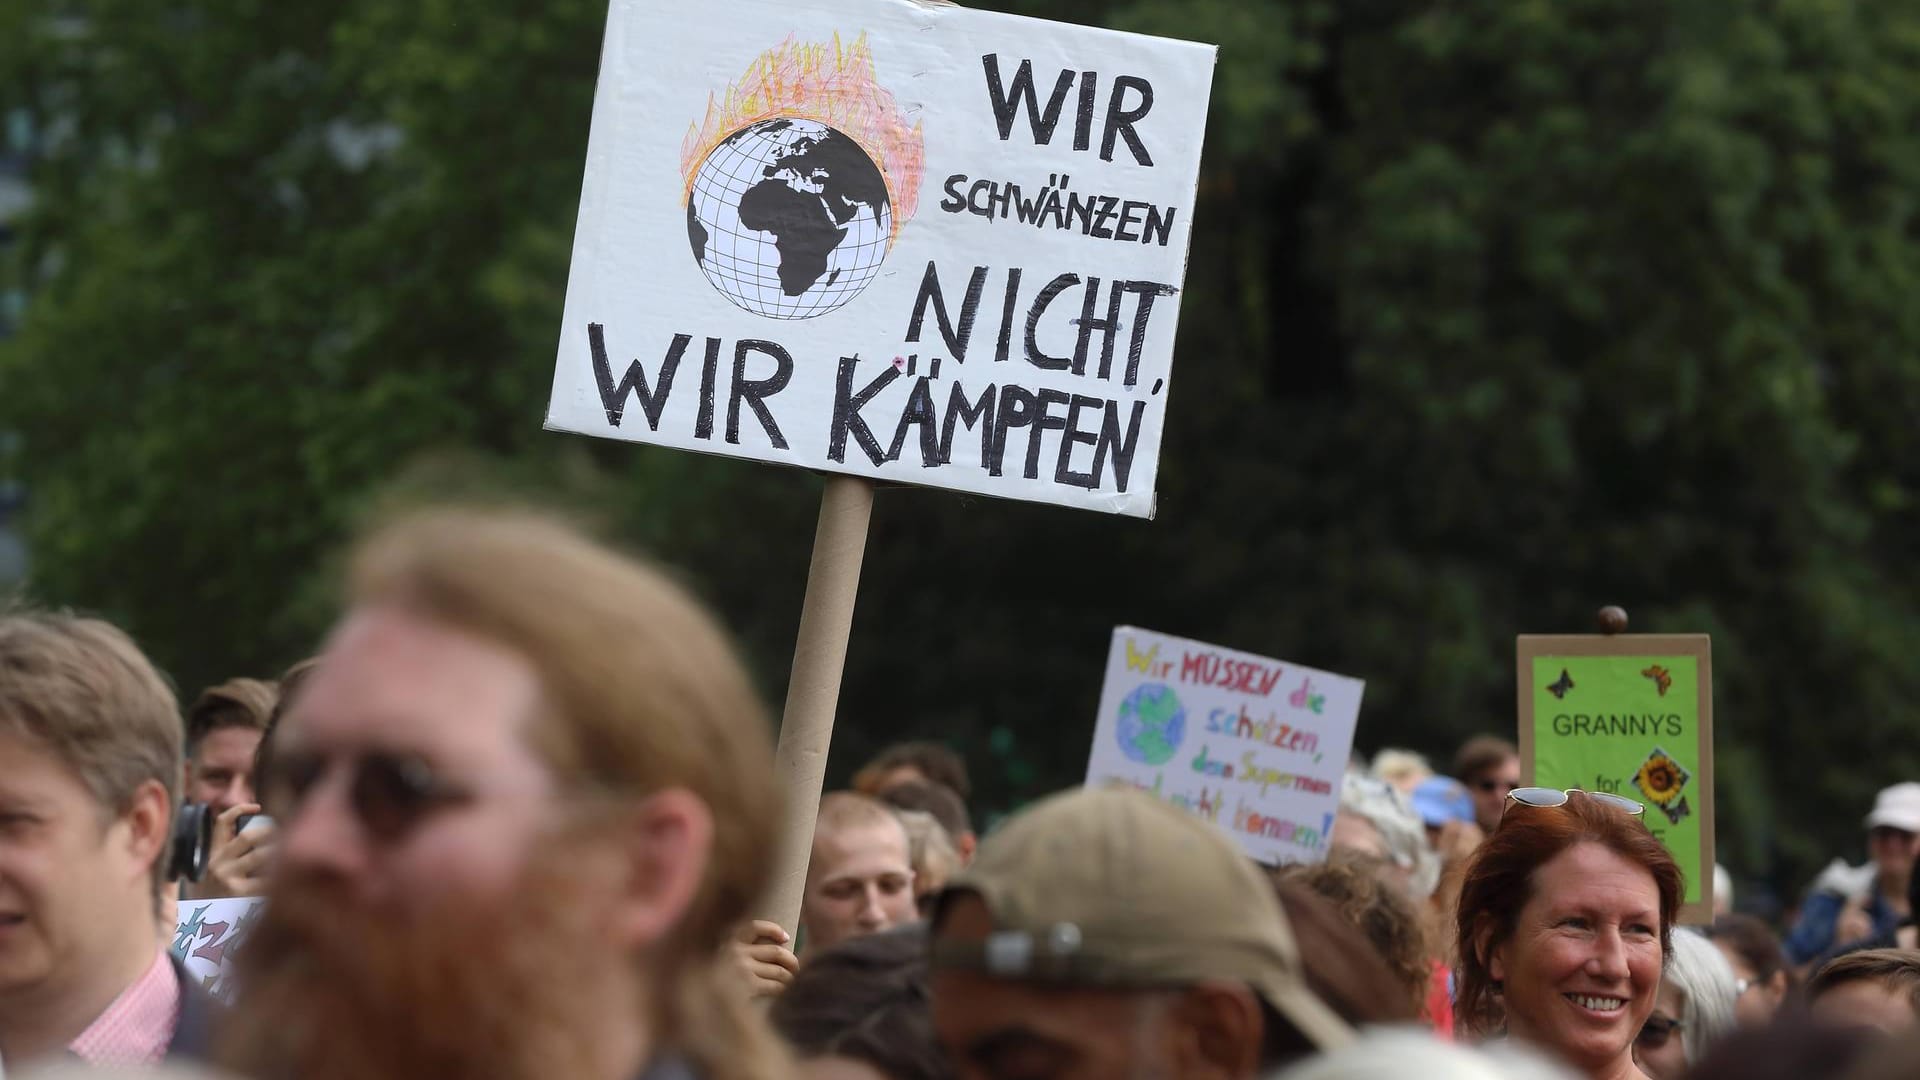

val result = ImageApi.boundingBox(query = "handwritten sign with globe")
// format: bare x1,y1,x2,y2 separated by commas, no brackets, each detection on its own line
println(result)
1086,627,1364,867
548,0,1218,517
1116,682,1186,766
688,118,894,319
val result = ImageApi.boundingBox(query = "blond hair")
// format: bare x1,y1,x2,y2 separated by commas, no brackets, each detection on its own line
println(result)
344,508,784,1080
0,609,181,900
1369,748,1433,792
896,808,961,896
817,790,907,834
812,791,910,873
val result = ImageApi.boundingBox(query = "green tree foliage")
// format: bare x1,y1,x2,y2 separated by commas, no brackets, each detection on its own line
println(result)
4,0,1917,900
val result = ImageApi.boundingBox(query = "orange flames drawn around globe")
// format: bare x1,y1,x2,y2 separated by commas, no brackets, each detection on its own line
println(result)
680,33,924,243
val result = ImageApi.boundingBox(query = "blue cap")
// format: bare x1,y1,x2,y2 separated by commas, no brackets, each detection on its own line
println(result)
1411,776,1476,827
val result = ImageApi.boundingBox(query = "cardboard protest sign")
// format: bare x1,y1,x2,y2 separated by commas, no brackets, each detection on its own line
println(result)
546,0,1216,518
172,896,263,1003
1085,627,1364,865
1517,635,1715,921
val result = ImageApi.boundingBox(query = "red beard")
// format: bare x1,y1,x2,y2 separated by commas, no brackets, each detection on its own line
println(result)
216,840,631,1080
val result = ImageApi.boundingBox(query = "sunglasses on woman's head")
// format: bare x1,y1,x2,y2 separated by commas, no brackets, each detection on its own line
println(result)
272,749,477,843
1504,786,1646,818
1636,1013,1684,1050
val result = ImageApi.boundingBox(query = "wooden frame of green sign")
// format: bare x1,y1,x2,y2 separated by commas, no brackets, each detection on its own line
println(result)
1516,634,1715,925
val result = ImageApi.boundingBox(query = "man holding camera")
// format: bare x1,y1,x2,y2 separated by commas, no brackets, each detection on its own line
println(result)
180,677,279,900
0,610,216,1068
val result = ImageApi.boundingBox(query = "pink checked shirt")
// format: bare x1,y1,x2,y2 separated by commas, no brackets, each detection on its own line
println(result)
68,948,180,1067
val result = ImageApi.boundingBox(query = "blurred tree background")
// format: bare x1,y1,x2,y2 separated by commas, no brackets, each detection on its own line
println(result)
4,0,1919,910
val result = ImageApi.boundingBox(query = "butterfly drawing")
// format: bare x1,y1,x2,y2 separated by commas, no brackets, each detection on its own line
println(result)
1642,665,1673,696
1547,669,1575,699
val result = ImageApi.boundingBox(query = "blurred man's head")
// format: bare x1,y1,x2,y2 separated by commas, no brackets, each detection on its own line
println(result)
0,611,180,1060
250,656,320,820
184,677,277,815
770,923,945,1080
1452,736,1520,833
801,793,917,953
878,779,976,865
1806,949,1920,1035
929,788,1351,1080
853,741,971,802
223,509,783,1080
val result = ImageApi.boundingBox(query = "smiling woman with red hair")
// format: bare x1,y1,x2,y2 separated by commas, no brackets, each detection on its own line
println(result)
1455,790,1683,1080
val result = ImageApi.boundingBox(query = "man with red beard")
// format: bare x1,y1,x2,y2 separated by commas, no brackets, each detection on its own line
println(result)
217,509,787,1080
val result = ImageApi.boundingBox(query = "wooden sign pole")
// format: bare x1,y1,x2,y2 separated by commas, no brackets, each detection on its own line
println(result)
757,475,876,935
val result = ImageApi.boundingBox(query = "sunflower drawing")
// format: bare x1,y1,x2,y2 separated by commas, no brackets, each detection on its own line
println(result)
1634,747,1693,825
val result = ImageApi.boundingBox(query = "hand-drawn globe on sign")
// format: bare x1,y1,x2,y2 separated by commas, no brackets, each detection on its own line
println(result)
686,118,893,319
1116,683,1187,767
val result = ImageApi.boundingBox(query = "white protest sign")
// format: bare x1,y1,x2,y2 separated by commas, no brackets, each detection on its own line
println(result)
172,896,262,1003
1085,627,1364,864
546,0,1216,518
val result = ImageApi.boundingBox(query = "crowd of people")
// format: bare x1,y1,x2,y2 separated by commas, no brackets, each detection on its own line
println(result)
3,507,1920,1079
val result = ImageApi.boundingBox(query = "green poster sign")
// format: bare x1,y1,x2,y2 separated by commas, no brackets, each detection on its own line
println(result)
1518,636,1714,918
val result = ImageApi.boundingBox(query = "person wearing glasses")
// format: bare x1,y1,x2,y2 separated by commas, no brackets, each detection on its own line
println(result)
1630,927,1737,1079
217,509,788,1080
0,611,220,1069
1453,736,1522,834
1455,788,1683,1080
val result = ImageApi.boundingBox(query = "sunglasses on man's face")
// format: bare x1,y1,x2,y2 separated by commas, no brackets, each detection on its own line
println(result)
272,749,477,843
1504,786,1646,818
1636,1013,1684,1050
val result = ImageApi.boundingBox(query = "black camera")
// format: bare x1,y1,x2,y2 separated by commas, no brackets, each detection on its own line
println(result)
167,801,214,883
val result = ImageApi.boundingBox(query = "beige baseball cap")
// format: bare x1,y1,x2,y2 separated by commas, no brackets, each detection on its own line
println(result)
930,786,1353,1051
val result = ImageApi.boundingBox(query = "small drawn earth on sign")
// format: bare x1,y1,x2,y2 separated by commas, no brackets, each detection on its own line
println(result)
1116,683,1186,766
